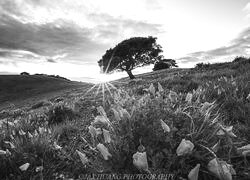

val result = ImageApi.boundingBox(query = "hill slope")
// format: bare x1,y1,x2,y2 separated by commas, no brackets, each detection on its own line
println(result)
0,75,91,109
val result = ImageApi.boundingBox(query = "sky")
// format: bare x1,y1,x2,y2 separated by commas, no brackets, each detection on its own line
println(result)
0,0,249,82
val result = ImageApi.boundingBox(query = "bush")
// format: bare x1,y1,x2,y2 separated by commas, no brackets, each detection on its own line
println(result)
47,104,76,126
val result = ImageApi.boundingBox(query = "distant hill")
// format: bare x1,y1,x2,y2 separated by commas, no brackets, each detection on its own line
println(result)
0,75,91,109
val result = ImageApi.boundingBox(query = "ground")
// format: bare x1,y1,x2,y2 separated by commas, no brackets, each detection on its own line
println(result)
0,58,250,180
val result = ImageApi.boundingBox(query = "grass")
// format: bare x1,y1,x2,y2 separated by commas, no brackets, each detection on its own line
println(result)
0,57,250,179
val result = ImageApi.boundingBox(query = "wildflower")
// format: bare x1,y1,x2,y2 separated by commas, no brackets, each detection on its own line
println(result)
160,119,170,133
207,158,235,180
111,108,121,121
169,90,178,102
19,163,30,171
0,150,7,155
19,129,26,135
103,129,111,143
36,166,43,172
216,125,236,138
185,92,193,104
148,83,155,96
88,125,102,139
133,151,149,171
93,115,110,125
96,143,112,160
28,132,33,138
158,82,164,92
39,127,45,134
200,101,214,114
237,144,250,156
188,164,200,180
76,150,89,165
53,142,62,150
97,106,107,118
4,141,15,149
247,93,250,100
176,139,194,156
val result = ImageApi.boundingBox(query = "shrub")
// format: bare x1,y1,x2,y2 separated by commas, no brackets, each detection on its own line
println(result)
47,104,76,126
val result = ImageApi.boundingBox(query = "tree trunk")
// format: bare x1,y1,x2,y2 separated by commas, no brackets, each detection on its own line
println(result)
126,70,135,79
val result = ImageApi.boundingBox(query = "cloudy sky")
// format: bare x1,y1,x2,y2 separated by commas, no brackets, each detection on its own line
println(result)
0,0,249,82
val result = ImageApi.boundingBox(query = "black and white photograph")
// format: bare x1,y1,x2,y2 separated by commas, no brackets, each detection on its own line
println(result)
0,0,250,179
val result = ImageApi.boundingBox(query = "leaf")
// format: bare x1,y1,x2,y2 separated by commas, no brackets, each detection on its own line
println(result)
96,143,112,160
53,142,62,150
103,129,111,143
76,150,89,165
93,115,110,125
160,119,170,133
188,164,200,180
19,163,30,171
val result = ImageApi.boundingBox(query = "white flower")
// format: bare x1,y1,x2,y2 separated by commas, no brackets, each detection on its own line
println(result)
216,125,236,138
111,108,121,121
53,142,62,150
88,125,102,139
169,90,178,102
237,144,250,156
96,143,112,160
185,93,193,104
97,106,107,118
28,132,33,138
207,158,235,180
19,163,30,171
158,82,164,92
35,166,43,172
94,116,110,125
0,150,7,155
19,129,26,135
133,151,149,171
148,83,155,96
76,150,89,165
4,141,15,149
176,139,194,156
160,119,170,133
103,129,111,143
247,93,250,100
188,164,200,180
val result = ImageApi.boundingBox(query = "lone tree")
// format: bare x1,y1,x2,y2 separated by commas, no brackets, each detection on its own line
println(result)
98,36,163,79
153,59,178,71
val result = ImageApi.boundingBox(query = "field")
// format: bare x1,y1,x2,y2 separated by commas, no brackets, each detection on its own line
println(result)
0,57,250,180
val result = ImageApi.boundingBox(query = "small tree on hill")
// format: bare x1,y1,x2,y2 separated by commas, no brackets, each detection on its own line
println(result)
98,36,163,79
153,59,178,71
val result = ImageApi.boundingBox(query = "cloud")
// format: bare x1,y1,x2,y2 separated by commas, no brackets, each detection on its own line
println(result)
0,0,163,65
178,26,250,65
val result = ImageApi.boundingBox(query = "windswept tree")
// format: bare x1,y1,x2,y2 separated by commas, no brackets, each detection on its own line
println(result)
98,36,163,79
153,59,178,71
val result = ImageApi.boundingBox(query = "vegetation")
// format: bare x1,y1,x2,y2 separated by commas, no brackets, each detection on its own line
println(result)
153,59,178,71
98,36,163,79
0,57,250,179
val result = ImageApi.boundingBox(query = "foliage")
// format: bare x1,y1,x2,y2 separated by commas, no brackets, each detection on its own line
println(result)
98,36,163,79
153,59,178,71
0,56,250,179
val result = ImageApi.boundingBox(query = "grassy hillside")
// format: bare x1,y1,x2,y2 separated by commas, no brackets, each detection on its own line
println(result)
0,57,250,180
0,75,91,109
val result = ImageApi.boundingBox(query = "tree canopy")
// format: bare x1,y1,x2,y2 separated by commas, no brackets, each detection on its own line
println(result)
153,59,178,71
98,36,163,79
